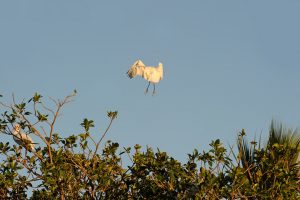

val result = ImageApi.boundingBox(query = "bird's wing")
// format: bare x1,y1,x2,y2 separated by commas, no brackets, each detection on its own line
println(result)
127,60,145,79
143,65,163,83
15,132,34,144
143,67,154,81
135,59,145,67
24,134,34,144
12,126,35,151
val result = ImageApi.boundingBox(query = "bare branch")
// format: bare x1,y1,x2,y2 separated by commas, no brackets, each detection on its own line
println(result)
88,135,97,147
40,126,48,137
92,117,115,159
41,102,55,116
49,96,59,107
0,101,11,109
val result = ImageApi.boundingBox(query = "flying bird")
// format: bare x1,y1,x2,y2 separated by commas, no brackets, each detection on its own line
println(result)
127,59,163,95
12,124,35,152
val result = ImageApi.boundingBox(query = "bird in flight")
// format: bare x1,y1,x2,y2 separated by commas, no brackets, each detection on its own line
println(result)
127,59,163,95
12,124,35,152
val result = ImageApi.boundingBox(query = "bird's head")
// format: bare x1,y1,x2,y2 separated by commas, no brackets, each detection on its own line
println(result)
13,124,21,133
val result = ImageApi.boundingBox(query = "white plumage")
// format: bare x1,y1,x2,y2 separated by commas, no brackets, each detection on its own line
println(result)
12,124,35,152
127,59,163,95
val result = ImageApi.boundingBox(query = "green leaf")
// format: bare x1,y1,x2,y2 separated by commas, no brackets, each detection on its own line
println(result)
24,111,32,115
16,103,26,111
78,133,87,139
107,111,118,119
80,118,94,132
37,111,48,121
33,92,42,103
134,144,141,150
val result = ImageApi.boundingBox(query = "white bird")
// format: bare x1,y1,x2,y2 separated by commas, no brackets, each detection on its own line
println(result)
127,59,163,95
12,124,35,152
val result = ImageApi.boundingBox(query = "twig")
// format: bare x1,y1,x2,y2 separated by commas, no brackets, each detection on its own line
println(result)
92,117,115,159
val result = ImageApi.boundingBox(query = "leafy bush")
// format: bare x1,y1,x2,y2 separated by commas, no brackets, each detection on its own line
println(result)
0,93,299,199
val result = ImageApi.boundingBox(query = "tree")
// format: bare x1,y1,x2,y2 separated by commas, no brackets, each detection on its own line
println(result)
237,121,300,198
0,92,299,199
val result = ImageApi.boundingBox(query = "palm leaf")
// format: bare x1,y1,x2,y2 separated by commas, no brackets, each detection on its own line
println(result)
268,120,300,164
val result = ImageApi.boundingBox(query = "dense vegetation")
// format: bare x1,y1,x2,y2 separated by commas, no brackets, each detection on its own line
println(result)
0,93,299,199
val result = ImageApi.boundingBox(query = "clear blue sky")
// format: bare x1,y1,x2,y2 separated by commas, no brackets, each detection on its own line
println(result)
1,1,300,162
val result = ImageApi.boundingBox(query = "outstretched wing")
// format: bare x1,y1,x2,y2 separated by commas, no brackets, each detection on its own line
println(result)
135,59,145,67
127,59,145,79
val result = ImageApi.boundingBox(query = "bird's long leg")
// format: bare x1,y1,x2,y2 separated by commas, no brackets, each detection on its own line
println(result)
152,84,156,96
17,146,22,161
22,148,28,164
145,82,151,94
25,148,28,157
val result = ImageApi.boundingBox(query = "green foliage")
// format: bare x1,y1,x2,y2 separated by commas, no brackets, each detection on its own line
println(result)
237,129,300,199
81,118,94,132
0,93,299,199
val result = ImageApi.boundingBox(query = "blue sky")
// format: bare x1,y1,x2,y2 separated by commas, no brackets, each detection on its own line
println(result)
1,1,300,162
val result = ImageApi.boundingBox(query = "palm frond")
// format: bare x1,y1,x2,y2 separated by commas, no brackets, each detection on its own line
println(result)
268,120,300,164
